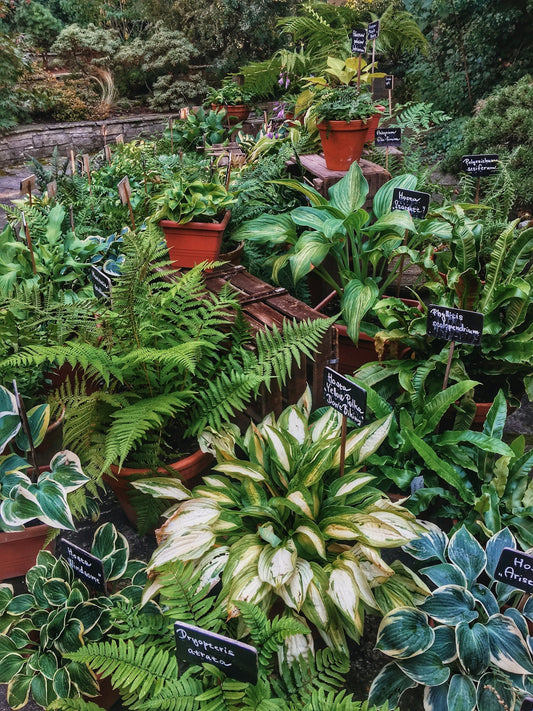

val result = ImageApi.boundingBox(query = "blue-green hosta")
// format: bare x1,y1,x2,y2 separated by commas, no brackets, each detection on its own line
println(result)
136,388,427,654
0,384,90,532
0,523,157,709
368,524,533,710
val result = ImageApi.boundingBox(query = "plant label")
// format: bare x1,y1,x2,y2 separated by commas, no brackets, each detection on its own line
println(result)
117,176,132,205
323,367,366,427
391,188,430,219
115,133,124,144
61,539,106,593
494,548,533,594
174,622,258,684
375,127,401,147
82,154,91,175
104,145,112,162
461,154,499,177
47,180,57,199
385,75,394,90
180,107,189,119
367,20,380,40
20,175,36,195
427,304,483,346
90,265,113,302
350,28,367,54
520,698,533,711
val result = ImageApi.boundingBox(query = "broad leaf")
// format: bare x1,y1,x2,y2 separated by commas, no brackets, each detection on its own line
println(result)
376,607,434,658
420,586,478,625
456,622,490,676
447,674,476,711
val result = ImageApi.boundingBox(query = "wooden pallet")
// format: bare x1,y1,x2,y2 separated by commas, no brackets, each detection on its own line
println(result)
203,264,335,418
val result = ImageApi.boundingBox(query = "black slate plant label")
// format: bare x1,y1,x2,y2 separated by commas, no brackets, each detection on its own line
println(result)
461,154,499,177
521,698,533,711
385,75,394,90
323,367,366,427
494,548,533,594
61,540,106,592
427,304,483,346
391,187,430,219
375,127,401,147
350,28,367,54
90,265,113,302
367,20,380,40
174,621,258,684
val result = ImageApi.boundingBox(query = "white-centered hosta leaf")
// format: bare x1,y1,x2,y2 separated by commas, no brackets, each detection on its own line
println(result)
277,558,313,611
335,557,378,609
327,567,360,620
157,498,220,537
131,477,191,501
148,528,216,568
258,542,297,587
294,523,326,559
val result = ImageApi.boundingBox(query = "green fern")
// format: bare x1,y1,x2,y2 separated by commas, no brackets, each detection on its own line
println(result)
48,698,107,711
274,648,350,704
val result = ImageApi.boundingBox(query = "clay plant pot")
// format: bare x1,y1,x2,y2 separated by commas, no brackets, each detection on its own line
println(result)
219,240,244,266
104,449,214,528
159,210,231,269
0,523,55,581
317,119,369,171
211,103,250,124
365,105,386,143
334,324,379,375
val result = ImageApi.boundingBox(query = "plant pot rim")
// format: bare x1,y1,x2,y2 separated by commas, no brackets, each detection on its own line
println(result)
0,520,51,544
317,118,369,129
159,210,231,231
108,447,213,479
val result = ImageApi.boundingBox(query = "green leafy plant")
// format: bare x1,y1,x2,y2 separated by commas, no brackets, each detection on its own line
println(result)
206,80,252,106
0,523,156,709
138,388,426,655
161,109,234,151
369,524,533,710
150,175,236,225
232,161,420,342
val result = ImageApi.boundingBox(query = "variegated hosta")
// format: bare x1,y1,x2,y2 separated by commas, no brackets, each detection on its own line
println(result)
369,524,533,711
137,388,426,654
0,384,90,532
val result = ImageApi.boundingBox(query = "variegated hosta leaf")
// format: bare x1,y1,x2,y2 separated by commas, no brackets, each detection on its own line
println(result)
156,498,220,539
2,481,75,530
447,526,486,585
277,558,313,611
148,528,216,569
45,451,90,492
225,569,272,617
351,543,394,586
6,673,32,709
420,586,478,626
310,408,341,442
362,509,421,544
294,522,326,559
130,477,191,501
485,614,533,674
287,489,315,519
350,513,418,548
327,566,363,639
432,625,457,664
376,607,434,658
15,403,50,451
262,425,294,474
396,650,450,686
328,473,376,498
221,536,262,584
198,423,238,459
193,546,229,592
278,626,314,670
258,541,297,588
300,567,331,631
213,459,267,482
424,683,449,711
447,674,476,711
456,621,490,676
335,556,378,609
277,404,308,445
403,521,448,563
242,421,266,467
476,670,516,711
296,386,312,419
368,662,417,709
485,527,516,579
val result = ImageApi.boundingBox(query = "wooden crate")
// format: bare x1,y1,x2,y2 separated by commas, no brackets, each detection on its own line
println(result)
203,264,335,418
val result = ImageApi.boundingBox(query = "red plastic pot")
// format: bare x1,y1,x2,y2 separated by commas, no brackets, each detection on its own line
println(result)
317,119,369,171
159,210,231,269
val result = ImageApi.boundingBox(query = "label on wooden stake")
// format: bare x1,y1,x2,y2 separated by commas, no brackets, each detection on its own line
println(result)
323,367,366,427
47,180,57,199
391,188,430,219
20,175,36,195
117,176,132,205
427,304,483,346
385,75,394,90
367,20,380,40
375,127,401,147
104,145,112,162
115,133,124,144
350,28,367,54
82,154,90,175
494,548,533,594
461,154,498,177
61,540,106,592
174,622,258,684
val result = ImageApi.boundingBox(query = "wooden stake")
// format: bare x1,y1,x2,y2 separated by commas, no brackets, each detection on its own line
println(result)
357,53,362,91
339,414,347,477
225,155,232,190
47,180,57,200
104,145,112,162
385,145,389,172
442,341,455,391
20,175,36,207
69,205,76,234
70,149,76,175
395,229,409,297
117,176,136,230
371,39,376,92
169,118,174,154
101,123,108,145
13,379,39,480
474,176,480,205
21,213,37,275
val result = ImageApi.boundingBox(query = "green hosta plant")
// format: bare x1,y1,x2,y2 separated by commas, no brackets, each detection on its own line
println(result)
138,388,427,655
206,81,252,106
0,384,90,532
232,161,420,342
150,175,236,224
0,522,157,709
369,524,533,710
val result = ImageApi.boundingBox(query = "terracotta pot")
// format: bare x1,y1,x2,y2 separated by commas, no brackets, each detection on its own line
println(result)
219,240,244,266
104,449,214,528
159,210,231,269
0,523,55,581
211,103,250,124
317,119,369,171
334,324,379,375
365,105,386,143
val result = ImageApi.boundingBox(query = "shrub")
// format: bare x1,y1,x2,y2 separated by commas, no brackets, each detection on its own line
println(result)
442,76,533,215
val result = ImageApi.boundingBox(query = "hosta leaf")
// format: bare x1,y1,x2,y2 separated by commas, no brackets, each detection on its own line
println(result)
376,607,434,658
6,674,31,709
485,614,533,674
130,477,191,501
257,542,297,588
277,558,313,611
456,622,490,676
485,528,516,579
447,674,476,711
397,650,450,686
420,563,467,589
476,671,515,711
403,522,448,562
294,523,326,559
328,161,369,215
52,667,71,700
342,278,380,344
214,460,267,482
447,526,486,584
424,683,449,711
420,586,478,625
368,662,417,709
15,404,50,451
0,653,25,683
431,625,457,664
148,528,216,568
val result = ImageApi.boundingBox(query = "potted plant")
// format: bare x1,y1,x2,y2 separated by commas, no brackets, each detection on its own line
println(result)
206,80,253,123
0,384,91,579
369,523,533,710
137,388,427,656
232,161,420,355
150,173,236,268
0,523,158,709
17,232,333,530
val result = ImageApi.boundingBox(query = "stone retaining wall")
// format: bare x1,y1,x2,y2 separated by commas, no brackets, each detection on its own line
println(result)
0,114,179,167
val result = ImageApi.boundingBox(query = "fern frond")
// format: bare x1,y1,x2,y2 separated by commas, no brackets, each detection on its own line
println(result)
65,639,178,700
48,698,106,711
274,648,349,705
131,669,203,711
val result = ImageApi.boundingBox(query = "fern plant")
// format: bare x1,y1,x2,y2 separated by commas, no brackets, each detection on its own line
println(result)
5,227,333,474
